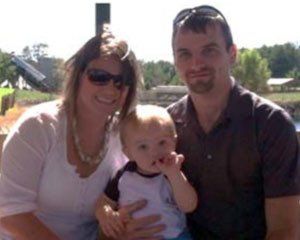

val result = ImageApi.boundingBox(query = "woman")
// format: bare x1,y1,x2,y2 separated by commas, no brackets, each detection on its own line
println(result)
0,24,141,240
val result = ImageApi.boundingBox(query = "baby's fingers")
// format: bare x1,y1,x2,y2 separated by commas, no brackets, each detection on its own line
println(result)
176,154,184,165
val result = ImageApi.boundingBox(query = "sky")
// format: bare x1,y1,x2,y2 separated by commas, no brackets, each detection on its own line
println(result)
0,0,299,62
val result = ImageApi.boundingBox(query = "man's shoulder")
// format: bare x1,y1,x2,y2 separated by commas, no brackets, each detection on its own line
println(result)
235,85,285,116
167,95,189,118
236,85,294,131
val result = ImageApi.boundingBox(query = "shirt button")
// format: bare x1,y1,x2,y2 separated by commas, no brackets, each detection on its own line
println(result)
207,154,212,159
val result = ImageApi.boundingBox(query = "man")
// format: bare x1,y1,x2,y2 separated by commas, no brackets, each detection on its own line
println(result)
167,5,300,239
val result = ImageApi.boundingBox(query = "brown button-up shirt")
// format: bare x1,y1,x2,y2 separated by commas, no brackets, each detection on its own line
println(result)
167,84,300,239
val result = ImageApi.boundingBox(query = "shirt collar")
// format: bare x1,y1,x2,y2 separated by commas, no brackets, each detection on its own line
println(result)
172,82,253,125
224,82,253,120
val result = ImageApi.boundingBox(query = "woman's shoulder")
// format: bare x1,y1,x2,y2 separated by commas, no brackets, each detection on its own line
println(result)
10,100,66,137
3,100,66,153
17,100,64,124
22,100,63,119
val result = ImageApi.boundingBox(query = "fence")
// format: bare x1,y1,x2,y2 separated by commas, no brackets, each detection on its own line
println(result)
0,92,15,116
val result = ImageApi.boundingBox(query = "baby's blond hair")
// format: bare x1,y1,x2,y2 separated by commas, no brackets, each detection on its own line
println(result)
120,105,176,145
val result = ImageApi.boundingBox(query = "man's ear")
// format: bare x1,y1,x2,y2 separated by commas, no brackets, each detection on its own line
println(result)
229,44,237,65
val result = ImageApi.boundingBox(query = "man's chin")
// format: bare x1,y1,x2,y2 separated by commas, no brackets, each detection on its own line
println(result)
188,83,214,95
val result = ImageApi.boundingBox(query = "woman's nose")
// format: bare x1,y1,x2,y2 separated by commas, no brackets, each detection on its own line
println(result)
103,79,120,94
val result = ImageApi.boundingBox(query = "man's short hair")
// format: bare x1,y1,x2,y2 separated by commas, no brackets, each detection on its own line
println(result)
172,5,234,50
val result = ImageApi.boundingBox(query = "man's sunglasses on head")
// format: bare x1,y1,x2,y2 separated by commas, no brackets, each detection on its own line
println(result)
86,69,130,90
173,5,228,26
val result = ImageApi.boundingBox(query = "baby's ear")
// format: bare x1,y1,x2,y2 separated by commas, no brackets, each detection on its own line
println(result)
122,145,131,160
173,134,178,143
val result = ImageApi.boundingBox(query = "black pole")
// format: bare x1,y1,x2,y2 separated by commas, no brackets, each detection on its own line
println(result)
95,3,110,35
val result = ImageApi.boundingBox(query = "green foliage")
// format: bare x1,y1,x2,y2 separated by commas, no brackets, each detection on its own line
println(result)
50,58,65,92
22,43,49,62
36,57,66,92
0,50,17,86
257,43,300,78
15,89,58,103
0,88,15,106
141,60,180,89
0,88,14,97
233,49,271,92
286,68,300,79
262,92,300,103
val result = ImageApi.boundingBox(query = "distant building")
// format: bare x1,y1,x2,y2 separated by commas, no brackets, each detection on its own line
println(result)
0,76,32,90
267,78,300,91
10,55,50,92
0,80,12,88
15,76,32,90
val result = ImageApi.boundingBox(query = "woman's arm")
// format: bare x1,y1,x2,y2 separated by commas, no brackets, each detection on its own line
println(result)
96,194,126,239
0,109,57,238
113,200,165,240
0,212,60,240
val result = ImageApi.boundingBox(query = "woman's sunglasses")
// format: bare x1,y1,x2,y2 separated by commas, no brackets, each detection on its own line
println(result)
86,69,129,90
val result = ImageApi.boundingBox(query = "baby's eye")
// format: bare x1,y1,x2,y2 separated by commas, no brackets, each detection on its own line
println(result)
159,140,166,146
138,144,148,150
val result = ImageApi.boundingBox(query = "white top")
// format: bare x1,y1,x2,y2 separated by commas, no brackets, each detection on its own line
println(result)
0,101,127,240
105,162,186,239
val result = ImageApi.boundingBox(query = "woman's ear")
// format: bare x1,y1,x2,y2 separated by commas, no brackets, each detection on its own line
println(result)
119,87,129,108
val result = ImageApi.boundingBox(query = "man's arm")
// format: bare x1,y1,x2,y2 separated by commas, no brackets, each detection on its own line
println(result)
265,195,300,240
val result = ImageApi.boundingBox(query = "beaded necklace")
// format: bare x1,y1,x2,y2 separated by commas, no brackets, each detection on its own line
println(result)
72,117,111,165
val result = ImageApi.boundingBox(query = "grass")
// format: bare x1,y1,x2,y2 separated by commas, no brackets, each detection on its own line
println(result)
15,89,59,104
0,89,59,132
262,92,300,103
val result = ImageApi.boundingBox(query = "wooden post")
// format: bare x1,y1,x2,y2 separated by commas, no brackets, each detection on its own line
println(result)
95,3,110,35
0,133,7,164
0,96,9,116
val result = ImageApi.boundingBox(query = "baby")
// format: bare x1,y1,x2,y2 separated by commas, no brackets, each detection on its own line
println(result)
96,104,198,239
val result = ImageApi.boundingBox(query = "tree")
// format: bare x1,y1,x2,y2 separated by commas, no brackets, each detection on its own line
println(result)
21,46,33,61
21,43,49,62
141,60,180,89
32,43,49,61
36,57,65,92
257,43,300,78
286,68,300,79
232,49,271,92
50,57,65,92
20,44,64,92
0,49,17,86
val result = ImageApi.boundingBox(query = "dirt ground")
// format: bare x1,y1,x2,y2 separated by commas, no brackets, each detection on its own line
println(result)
0,104,32,133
